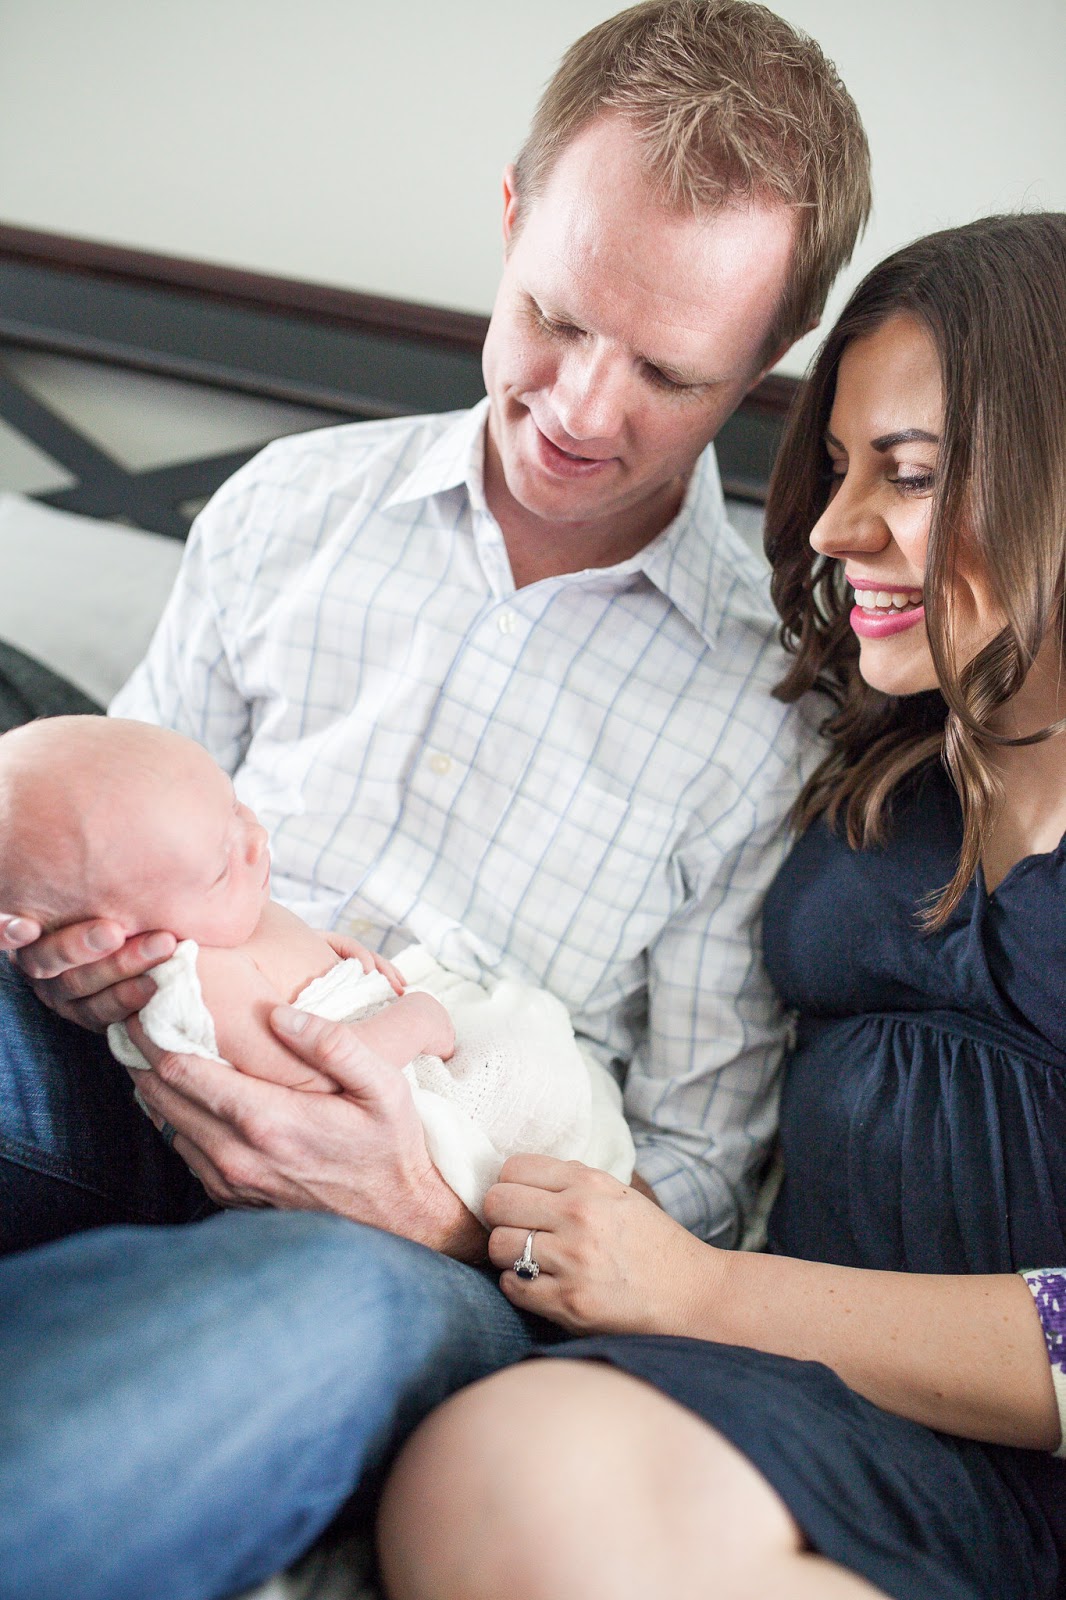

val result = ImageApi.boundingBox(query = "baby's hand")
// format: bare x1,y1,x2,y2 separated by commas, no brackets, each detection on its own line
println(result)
326,933,405,996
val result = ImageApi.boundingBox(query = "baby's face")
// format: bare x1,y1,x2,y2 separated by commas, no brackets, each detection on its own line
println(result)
118,735,272,946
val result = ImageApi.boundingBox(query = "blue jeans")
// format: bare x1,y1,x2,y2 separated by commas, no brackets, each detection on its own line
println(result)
0,963,537,1600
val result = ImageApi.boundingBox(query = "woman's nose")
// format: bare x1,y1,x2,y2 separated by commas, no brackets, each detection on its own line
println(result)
809,475,888,560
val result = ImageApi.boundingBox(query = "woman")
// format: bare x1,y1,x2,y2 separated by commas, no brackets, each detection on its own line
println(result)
374,214,1066,1600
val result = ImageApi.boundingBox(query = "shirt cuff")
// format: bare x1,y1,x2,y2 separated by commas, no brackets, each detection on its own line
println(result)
1020,1269,1066,1457
633,1140,742,1246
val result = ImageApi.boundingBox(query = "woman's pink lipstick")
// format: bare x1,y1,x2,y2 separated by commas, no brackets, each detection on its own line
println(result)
849,581,925,639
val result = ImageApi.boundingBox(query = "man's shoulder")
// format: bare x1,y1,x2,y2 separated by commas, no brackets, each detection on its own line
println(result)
245,407,472,493
191,407,477,567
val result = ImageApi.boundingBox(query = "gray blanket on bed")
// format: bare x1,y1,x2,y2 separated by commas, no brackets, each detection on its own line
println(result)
0,640,103,732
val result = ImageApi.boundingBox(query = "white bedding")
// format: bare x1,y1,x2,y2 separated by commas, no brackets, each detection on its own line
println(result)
0,492,183,706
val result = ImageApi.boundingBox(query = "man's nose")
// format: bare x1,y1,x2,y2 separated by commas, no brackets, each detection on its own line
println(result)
809,475,888,560
550,345,626,444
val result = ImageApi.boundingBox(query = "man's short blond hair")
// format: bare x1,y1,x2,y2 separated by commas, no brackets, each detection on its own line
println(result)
514,0,871,351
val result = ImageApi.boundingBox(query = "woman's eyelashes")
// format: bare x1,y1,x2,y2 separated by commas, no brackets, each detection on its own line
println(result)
822,454,936,497
888,469,936,495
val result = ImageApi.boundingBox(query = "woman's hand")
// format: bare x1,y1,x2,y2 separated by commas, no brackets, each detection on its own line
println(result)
0,912,176,1031
484,1154,722,1336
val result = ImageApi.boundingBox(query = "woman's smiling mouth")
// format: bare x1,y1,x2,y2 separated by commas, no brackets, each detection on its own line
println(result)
849,579,925,638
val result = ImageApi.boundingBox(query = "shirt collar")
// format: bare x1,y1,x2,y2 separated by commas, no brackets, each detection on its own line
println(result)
636,447,736,647
383,398,491,515
384,399,739,646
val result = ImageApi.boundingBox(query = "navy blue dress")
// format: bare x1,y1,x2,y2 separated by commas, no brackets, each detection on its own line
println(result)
545,764,1066,1599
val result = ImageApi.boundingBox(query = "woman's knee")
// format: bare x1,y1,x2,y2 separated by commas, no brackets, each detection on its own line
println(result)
377,1357,802,1600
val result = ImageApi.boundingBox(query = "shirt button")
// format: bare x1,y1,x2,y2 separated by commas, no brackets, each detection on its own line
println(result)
497,610,518,635
428,752,452,776
346,917,374,937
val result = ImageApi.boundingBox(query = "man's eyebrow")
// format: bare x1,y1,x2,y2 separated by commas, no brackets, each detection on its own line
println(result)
525,289,714,386
643,356,714,386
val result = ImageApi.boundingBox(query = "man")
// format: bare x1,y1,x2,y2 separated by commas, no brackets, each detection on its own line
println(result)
0,5,870,1597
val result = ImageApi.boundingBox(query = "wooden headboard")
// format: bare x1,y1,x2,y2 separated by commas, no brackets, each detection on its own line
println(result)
0,222,797,540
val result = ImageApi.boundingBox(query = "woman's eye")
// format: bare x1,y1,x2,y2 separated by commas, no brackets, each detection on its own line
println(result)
890,471,935,495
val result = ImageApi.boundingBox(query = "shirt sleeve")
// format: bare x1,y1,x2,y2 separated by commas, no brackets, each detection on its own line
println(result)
624,702,817,1245
1021,1269,1066,1457
109,459,267,773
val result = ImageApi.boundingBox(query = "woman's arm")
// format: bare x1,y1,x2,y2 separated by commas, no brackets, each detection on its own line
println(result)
484,1156,1061,1452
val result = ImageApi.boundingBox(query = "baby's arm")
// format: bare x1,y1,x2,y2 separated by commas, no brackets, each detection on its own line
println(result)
345,989,455,1069
196,948,454,1092
197,946,335,1090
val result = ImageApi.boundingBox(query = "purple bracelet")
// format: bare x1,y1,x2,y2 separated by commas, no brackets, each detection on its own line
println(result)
1021,1269,1066,1457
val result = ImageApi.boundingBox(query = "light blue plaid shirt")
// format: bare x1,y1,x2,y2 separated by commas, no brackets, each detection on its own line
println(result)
113,401,819,1242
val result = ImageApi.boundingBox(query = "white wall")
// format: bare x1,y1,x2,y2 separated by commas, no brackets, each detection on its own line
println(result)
1,0,1064,375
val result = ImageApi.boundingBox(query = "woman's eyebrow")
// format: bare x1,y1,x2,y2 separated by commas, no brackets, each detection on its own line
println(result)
870,428,939,451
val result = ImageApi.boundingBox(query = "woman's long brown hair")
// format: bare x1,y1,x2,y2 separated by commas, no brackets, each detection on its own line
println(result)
767,213,1066,927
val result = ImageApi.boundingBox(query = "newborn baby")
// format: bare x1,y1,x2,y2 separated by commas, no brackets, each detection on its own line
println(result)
0,716,634,1219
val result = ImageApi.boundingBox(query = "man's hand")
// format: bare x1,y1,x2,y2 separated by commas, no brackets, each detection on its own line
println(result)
484,1154,716,1336
0,913,176,1031
127,1005,486,1261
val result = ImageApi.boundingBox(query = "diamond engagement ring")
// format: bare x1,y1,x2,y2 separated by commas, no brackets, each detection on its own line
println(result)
513,1230,540,1280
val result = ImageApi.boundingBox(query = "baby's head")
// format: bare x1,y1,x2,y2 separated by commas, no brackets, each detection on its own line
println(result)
0,717,271,945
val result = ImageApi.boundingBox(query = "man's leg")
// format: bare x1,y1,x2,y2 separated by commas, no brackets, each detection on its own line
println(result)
0,960,210,1251
0,1210,535,1600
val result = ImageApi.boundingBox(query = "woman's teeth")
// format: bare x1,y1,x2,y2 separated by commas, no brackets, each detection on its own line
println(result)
853,589,923,611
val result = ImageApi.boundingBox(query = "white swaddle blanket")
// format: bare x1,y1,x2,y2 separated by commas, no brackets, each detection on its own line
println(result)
109,942,635,1220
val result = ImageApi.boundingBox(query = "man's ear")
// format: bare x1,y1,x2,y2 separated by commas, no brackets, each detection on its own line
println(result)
501,164,520,249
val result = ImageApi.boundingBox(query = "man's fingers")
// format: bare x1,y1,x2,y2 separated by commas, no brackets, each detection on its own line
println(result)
16,925,175,987
0,915,42,952
125,1022,264,1124
132,1068,268,1204
13,919,126,981
270,1007,396,1100
43,974,163,1032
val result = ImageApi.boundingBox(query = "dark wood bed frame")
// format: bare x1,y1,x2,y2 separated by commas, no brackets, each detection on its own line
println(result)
0,222,798,541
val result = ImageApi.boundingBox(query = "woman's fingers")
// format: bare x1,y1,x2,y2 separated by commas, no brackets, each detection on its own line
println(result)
482,1180,569,1235
487,1224,559,1278
496,1153,579,1190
